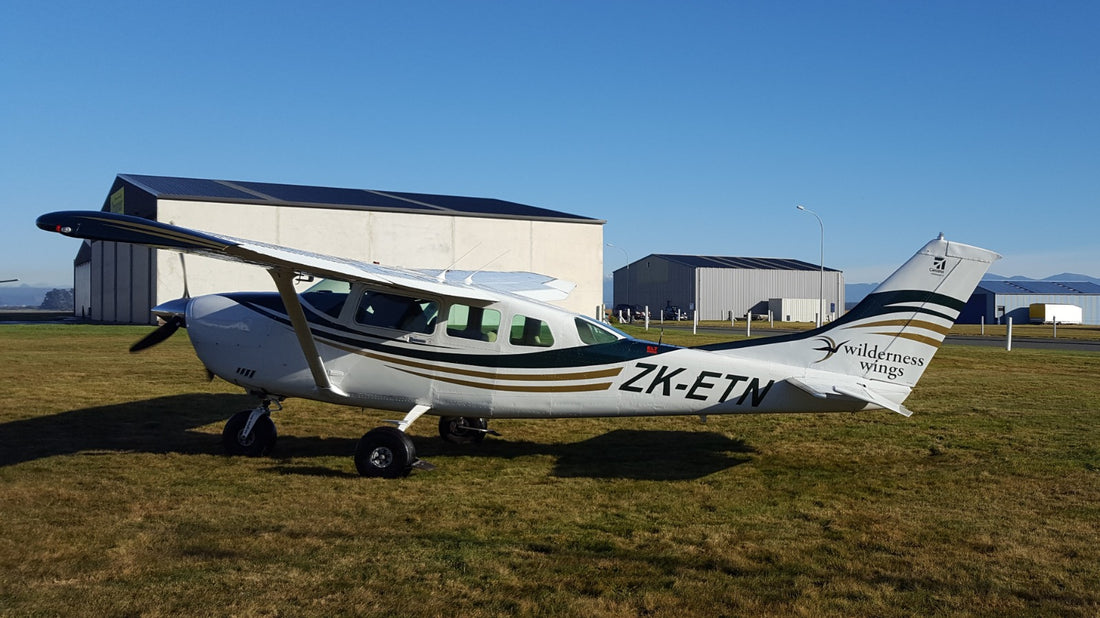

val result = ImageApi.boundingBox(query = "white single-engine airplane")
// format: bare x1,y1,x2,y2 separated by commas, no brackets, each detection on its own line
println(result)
38,211,999,478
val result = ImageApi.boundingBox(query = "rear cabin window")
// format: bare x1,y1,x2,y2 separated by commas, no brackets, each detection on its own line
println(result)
355,291,438,334
575,317,621,345
509,315,554,347
302,279,351,319
446,305,501,342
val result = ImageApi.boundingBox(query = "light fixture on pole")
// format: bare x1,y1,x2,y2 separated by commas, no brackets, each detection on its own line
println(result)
796,205,824,327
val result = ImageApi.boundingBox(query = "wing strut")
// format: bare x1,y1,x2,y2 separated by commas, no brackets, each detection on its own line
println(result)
269,268,348,398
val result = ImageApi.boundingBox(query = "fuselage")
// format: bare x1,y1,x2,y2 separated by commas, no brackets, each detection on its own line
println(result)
184,282,878,419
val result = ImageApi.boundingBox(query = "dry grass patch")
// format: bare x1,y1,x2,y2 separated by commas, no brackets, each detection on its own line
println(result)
1,324,1098,616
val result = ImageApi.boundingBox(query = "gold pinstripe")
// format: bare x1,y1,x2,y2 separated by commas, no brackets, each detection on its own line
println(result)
326,340,624,381
873,331,944,347
855,319,951,335
393,367,615,393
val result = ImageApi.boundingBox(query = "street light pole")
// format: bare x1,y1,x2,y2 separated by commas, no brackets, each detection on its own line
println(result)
606,242,630,313
796,205,824,327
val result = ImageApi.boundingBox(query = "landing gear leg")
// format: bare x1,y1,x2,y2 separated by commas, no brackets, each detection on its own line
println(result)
355,404,435,478
222,399,280,457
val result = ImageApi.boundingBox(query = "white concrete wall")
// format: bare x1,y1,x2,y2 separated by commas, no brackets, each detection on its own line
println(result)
153,200,602,316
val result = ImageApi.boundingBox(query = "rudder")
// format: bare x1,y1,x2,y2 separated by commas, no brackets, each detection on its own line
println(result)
701,235,1000,389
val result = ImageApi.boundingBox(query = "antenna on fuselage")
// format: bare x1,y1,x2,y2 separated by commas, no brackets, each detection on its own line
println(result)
463,250,510,285
437,244,482,283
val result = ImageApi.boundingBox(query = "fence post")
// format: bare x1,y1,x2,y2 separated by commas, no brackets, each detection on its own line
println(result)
693,310,698,335
746,313,751,337
1053,317,1057,338
645,305,649,331
981,315,985,336
1006,317,1013,352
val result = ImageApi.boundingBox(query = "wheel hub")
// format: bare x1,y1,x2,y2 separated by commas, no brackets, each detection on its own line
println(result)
369,446,394,468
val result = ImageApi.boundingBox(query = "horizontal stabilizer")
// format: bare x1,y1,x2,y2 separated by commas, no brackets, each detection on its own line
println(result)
786,377,914,417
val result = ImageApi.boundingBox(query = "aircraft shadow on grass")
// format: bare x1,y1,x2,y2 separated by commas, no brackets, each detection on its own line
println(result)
1,396,755,480
0,394,252,467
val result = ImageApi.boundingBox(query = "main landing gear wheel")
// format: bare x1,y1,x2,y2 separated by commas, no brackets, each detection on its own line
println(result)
222,410,277,457
438,416,488,444
355,426,416,478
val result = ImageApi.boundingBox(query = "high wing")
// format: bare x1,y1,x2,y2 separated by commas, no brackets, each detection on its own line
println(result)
37,210,577,399
35,211,575,302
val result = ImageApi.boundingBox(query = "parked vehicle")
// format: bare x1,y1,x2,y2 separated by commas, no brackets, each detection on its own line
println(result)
661,306,687,320
612,304,647,323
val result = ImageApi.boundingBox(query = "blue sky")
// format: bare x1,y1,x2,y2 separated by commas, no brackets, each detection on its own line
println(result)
3,1,1098,287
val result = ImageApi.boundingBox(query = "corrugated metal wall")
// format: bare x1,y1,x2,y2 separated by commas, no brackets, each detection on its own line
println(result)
614,256,844,321
616,258,696,316
697,268,843,321
85,240,154,324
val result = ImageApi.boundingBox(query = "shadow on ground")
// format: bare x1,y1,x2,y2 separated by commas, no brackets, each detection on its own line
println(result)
2,399,755,480
0,394,252,467
415,429,756,480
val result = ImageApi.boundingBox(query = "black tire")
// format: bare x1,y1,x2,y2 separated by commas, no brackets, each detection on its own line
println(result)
355,426,416,478
222,410,277,457
438,416,488,444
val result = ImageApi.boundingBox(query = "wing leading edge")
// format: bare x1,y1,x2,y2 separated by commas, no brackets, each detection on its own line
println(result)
36,211,575,303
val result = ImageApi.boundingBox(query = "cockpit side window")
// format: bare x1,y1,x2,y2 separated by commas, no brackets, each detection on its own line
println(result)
355,291,438,334
446,304,501,342
509,315,554,347
575,317,622,344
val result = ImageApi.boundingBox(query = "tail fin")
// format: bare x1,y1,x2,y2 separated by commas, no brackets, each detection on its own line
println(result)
701,235,1000,391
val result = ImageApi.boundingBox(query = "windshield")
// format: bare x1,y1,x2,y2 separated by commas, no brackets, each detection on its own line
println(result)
304,278,351,294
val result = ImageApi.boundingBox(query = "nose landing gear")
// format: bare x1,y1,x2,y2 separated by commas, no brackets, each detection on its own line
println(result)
222,399,279,457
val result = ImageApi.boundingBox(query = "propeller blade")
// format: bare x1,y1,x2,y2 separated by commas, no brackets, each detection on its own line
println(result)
130,315,184,353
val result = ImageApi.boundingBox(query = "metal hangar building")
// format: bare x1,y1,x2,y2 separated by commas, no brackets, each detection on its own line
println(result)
958,280,1100,325
612,254,844,322
74,174,605,324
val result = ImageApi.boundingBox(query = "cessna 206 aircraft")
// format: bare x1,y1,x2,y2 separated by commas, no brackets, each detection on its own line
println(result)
37,210,999,478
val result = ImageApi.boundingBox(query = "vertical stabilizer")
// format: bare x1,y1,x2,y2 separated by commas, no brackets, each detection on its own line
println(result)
701,236,1000,390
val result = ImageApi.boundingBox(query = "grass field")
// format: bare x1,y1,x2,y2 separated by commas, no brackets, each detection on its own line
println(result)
1,324,1098,616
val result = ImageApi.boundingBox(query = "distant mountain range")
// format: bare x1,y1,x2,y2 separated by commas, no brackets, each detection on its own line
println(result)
0,285,69,308
983,272,1100,284
845,273,1100,307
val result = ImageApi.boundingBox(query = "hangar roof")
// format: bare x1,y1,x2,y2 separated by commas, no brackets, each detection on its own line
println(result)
977,281,1100,295
647,254,840,272
115,174,603,224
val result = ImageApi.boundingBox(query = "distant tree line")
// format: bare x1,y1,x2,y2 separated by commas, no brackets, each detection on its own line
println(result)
39,288,74,311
